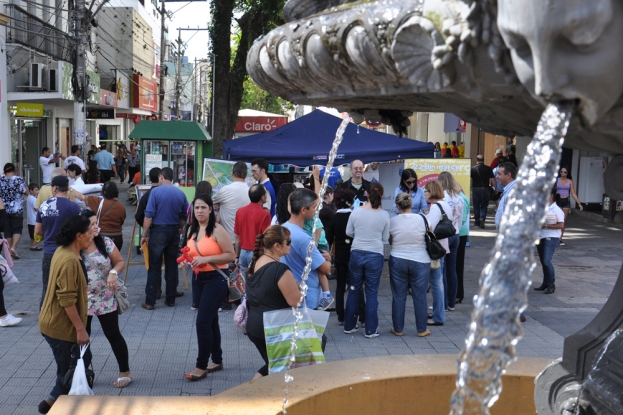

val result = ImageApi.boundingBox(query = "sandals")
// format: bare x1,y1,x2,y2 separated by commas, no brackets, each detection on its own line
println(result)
114,376,132,388
207,363,223,373
427,319,444,326
418,329,432,337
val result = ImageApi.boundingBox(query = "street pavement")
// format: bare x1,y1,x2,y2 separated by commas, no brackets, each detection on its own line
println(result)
1,181,621,414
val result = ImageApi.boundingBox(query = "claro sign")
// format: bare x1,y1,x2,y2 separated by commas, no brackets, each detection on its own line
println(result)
235,116,287,133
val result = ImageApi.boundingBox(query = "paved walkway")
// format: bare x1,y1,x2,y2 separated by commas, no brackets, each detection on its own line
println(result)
1,182,621,414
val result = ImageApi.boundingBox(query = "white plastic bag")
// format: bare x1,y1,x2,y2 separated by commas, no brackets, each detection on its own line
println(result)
0,254,18,286
68,345,94,396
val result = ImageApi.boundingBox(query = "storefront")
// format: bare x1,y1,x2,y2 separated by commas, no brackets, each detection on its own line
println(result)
9,103,50,184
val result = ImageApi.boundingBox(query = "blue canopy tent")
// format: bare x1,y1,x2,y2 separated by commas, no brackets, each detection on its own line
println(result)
223,109,434,166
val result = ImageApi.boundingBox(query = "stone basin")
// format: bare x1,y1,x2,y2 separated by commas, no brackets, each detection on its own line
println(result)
49,355,551,415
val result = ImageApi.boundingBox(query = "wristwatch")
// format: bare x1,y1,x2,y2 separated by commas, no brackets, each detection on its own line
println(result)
109,269,118,275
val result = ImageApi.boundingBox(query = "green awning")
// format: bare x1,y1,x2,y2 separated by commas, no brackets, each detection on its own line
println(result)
128,121,212,141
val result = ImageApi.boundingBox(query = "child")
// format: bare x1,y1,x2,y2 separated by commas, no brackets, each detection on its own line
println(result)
303,217,335,310
27,183,42,251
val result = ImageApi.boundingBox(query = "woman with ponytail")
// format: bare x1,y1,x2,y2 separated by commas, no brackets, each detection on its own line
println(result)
38,214,93,414
183,194,235,381
245,225,300,380
343,181,390,338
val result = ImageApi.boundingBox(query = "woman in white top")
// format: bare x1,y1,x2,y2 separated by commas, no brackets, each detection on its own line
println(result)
424,181,452,326
389,193,431,337
534,186,565,294
343,182,390,338
437,172,464,312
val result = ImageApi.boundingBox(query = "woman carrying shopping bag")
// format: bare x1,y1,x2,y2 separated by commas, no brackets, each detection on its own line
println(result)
245,225,300,380
38,213,93,414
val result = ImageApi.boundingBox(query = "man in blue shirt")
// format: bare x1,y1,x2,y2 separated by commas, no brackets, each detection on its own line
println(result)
281,188,332,309
140,167,188,309
494,162,518,231
92,143,117,183
251,158,277,217
34,175,81,307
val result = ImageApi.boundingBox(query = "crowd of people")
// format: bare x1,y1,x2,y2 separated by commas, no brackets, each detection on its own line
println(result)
0,146,579,412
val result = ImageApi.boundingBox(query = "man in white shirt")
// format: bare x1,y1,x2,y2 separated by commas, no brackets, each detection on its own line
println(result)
212,161,250,242
39,147,64,185
63,145,86,171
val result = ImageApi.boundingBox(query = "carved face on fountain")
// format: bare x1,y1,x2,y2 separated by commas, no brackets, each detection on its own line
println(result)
497,0,623,126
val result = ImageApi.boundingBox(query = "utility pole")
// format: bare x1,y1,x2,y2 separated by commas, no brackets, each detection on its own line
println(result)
175,27,182,120
73,0,109,156
158,0,166,120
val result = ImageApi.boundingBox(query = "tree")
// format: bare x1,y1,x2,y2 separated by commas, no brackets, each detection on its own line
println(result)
241,76,293,115
208,0,285,157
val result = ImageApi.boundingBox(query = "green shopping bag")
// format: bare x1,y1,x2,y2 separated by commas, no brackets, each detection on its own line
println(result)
264,307,329,374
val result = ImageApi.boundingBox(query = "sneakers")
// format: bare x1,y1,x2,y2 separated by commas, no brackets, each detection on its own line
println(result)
190,303,198,311
344,325,359,334
0,314,22,327
364,331,380,339
317,296,335,311
559,241,566,246
447,307,455,311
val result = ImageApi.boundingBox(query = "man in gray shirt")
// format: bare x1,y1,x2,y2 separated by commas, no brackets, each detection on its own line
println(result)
213,161,250,243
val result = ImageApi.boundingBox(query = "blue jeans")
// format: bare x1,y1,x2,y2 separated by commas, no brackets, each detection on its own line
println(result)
344,250,384,335
389,256,430,333
43,336,92,401
444,234,460,309
145,225,180,306
239,249,253,278
472,188,488,225
429,256,446,323
193,271,229,370
537,238,559,285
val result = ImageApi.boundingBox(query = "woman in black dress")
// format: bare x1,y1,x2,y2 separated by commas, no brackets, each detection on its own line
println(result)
245,225,300,380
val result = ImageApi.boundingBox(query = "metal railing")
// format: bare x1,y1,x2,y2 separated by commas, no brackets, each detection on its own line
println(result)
5,4,72,62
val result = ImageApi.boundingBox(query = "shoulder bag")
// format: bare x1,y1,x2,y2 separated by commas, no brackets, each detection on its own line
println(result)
82,248,130,315
433,203,456,240
193,238,245,302
419,214,446,269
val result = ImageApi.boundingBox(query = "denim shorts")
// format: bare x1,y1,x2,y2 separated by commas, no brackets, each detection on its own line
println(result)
3,212,24,237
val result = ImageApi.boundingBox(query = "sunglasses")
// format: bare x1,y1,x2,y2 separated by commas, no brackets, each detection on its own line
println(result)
405,180,416,185
560,170,567,174
282,239,292,246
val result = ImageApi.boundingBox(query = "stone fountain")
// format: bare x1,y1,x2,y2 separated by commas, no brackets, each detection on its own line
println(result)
246,1,623,414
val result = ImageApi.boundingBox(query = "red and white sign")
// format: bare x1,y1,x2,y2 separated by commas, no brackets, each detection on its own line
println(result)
131,74,158,111
235,116,287,133
458,118,467,132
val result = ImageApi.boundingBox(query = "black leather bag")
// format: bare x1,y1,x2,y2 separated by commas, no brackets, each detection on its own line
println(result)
433,203,456,240
485,186,496,202
61,343,95,390
419,214,446,260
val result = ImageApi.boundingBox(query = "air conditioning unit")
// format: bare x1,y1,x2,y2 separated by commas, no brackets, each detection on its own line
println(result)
48,68,58,92
30,63,47,89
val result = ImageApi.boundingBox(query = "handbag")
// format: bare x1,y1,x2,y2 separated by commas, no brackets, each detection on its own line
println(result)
0,254,18,286
192,238,246,302
233,297,248,332
62,343,95,391
432,203,456,240
419,214,447,261
82,247,129,315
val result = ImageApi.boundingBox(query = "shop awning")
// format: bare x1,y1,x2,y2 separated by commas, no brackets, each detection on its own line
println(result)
128,121,212,141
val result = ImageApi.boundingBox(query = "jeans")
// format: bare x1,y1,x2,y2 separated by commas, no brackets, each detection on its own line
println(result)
41,253,54,309
145,225,180,306
193,271,228,370
389,256,430,333
239,249,254,278
429,255,446,323
43,336,92,401
117,164,126,181
344,250,384,335
444,234,460,309
335,259,366,323
456,235,467,300
537,238,559,285
472,188,488,225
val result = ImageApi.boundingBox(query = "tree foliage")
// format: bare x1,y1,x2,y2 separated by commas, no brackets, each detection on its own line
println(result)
208,0,286,156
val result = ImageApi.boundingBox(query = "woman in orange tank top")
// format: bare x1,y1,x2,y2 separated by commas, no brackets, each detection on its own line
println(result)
183,194,235,381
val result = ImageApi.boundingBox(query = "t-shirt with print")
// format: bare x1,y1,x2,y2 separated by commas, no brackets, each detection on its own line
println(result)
36,197,81,254
280,221,325,309
443,191,464,235
0,176,27,214
64,156,86,171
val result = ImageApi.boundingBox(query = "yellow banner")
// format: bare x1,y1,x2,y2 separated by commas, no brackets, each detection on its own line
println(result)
16,103,44,117
404,158,472,195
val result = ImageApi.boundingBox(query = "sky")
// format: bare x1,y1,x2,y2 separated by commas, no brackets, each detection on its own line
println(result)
167,1,212,62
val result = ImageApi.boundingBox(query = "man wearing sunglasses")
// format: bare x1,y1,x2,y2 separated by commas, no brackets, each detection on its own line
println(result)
339,160,371,206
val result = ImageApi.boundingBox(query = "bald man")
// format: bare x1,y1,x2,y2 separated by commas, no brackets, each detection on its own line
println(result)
339,160,371,205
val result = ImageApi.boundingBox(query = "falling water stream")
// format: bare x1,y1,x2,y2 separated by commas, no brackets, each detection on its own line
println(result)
281,116,351,415
449,102,574,415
